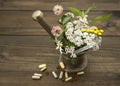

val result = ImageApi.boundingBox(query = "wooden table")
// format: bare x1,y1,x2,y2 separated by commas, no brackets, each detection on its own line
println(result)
0,0,120,86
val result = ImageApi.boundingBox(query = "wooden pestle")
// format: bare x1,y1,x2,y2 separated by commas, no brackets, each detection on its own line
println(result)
32,10,53,36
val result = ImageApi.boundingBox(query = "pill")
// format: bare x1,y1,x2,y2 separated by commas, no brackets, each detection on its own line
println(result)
34,73,42,77
52,71,58,79
39,64,46,68
32,75,40,80
59,61,65,69
77,71,84,75
59,71,64,79
65,72,69,78
40,66,47,71
65,77,72,82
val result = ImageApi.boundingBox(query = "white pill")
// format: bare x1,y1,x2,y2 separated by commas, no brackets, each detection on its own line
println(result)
39,64,46,69
32,75,40,80
59,61,65,69
34,73,42,77
65,72,68,78
40,66,47,71
52,71,58,79
59,71,64,79
77,71,84,75
65,77,72,82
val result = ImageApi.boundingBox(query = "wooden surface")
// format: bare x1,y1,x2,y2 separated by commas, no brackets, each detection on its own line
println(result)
0,0,120,86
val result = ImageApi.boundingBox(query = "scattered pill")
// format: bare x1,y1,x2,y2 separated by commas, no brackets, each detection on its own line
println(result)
65,77,72,82
32,75,40,80
40,66,47,71
65,72,69,78
59,71,64,79
34,73,42,77
52,71,58,79
59,61,65,69
77,71,84,75
39,64,46,69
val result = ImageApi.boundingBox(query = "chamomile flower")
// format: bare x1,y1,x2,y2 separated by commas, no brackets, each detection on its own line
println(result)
56,41,63,54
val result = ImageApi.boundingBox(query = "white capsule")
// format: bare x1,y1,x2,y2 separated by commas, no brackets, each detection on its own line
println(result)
39,64,46,69
32,75,40,80
77,71,84,75
65,72,69,78
52,71,58,79
40,66,47,71
65,77,72,82
34,73,42,77
59,61,65,69
59,71,64,79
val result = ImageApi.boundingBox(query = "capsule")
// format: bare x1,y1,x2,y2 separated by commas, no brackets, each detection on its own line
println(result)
39,64,46,69
65,72,69,78
32,75,40,80
34,73,42,77
77,71,85,75
52,71,58,79
59,61,65,69
65,77,72,82
40,66,47,71
59,71,64,79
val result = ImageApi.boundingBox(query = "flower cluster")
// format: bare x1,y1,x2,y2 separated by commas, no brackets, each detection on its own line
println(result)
51,5,111,58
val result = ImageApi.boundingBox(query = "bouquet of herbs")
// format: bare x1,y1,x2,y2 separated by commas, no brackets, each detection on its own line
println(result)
51,5,111,58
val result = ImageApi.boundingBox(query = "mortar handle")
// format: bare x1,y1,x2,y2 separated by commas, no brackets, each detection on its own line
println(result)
32,10,53,36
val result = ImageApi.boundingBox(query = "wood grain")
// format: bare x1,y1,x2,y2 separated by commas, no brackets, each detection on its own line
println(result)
0,0,120,86
0,11,119,36
0,36,119,49
0,0,119,11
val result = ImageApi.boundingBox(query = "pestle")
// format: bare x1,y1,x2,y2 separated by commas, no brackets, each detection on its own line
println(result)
32,10,53,36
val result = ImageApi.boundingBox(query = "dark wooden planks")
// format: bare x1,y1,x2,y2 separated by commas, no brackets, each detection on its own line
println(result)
0,47,120,63
0,0,119,11
0,11,119,36
0,36,119,49
0,71,119,86
0,48,119,85
0,0,119,86
0,50,120,72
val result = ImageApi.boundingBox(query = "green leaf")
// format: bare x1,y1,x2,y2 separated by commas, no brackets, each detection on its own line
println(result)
57,35,63,41
91,14,112,23
63,37,75,47
58,15,72,25
58,18,62,24
49,36,54,40
58,15,66,25
69,7,83,17
82,11,85,17
85,6,93,15
62,16,72,25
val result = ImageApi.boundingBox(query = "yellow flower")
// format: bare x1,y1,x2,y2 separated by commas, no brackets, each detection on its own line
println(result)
98,32,102,36
93,26,98,30
99,29,104,33
82,29,86,32
94,31,98,34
